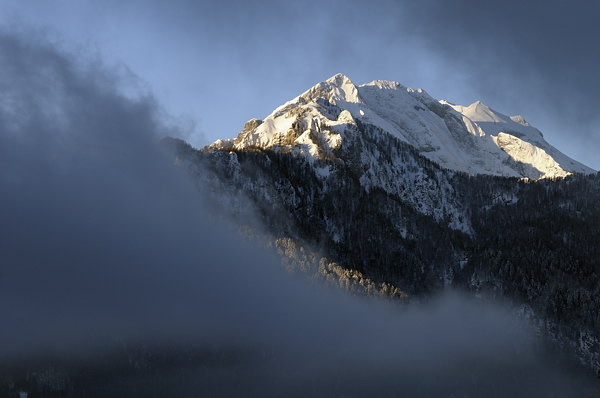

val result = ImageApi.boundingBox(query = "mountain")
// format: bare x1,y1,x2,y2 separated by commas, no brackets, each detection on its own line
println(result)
211,73,594,179
165,74,600,378
6,73,599,396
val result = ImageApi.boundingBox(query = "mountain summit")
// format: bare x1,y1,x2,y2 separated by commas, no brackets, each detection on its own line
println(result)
211,74,594,179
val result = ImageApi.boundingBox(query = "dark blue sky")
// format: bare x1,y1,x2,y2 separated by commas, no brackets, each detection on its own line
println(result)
2,0,598,169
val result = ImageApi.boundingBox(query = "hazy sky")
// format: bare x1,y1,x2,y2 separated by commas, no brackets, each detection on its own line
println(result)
1,0,598,170
0,0,600,169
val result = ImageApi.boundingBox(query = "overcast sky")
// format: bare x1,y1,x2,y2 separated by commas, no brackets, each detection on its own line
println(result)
1,0,598,169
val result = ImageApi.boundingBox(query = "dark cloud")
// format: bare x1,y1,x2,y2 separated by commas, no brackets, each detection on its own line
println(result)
0,28,598,396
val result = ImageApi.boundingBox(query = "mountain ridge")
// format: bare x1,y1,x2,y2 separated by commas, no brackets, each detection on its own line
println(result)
211,73,594,179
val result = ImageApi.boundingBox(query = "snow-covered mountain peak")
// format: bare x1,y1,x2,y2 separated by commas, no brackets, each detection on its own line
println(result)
359,79,434,104
443,100,546,142
210,74,595,179
300,73,361,104
325,72,353,86
362,79,404,90
458,101,505,123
